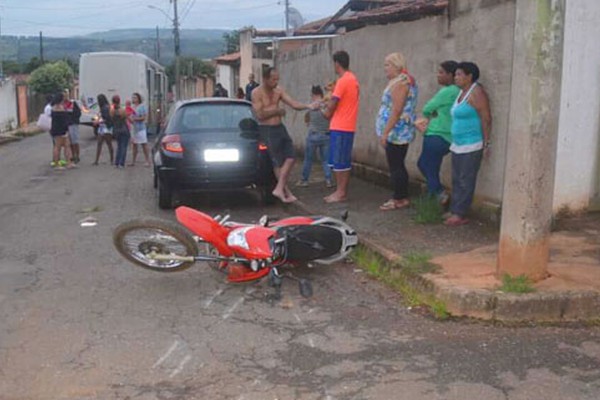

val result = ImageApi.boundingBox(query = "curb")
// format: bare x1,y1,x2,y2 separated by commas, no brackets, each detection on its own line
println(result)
285,199,600,323
0,135,22,146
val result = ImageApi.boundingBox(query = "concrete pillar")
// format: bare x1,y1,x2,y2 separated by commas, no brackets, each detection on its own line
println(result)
497,0,566,281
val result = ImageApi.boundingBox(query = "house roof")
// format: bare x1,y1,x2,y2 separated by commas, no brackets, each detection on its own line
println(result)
296,0,448,35
335,0,448,28
214,52,241,64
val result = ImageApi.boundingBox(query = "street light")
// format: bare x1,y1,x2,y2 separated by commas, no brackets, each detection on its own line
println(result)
148,3,181,100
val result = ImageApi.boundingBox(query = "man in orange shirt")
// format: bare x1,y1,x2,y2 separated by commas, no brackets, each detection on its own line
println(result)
322,51,360,203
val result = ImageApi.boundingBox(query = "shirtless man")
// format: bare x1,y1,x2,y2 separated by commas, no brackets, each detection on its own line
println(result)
252,67,315,203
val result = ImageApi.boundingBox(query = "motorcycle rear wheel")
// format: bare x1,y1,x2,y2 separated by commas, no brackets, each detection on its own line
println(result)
113,218,198,272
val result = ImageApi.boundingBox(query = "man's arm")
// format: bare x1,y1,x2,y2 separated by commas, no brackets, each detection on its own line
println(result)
322,97,339,120
280,89,310,111
252,89,284,122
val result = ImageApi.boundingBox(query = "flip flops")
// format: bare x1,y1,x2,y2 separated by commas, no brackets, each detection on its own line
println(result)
379,199,410,211
444,215,469,226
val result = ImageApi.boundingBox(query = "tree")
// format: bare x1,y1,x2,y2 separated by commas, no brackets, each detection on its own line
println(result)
23,57,44,74
28,61,74,95
222,30,240,54
1,60,22,75
165,56,215,88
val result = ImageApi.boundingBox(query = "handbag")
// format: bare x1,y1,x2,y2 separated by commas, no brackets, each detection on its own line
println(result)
36,113,52,131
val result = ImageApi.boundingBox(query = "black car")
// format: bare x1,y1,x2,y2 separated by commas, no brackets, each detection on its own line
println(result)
153,98,276,209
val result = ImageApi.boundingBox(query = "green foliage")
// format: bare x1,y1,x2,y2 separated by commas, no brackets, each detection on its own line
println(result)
398,251,439,274
500,274,535,294
351,246,449,320
23,57,44,74
28,61,74,95
413,195,443,224
222,30,240,54
2,60,23,75
165,56,215,87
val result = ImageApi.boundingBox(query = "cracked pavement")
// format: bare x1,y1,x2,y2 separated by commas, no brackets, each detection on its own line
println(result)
0,129,599,399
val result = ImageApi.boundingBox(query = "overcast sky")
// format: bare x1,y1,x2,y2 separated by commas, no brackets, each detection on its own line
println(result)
0,0,347,37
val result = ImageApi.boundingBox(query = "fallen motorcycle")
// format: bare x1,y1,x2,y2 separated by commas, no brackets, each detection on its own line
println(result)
113,206,358,297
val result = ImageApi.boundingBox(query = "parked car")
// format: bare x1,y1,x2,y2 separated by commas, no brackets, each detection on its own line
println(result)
152,98,277,209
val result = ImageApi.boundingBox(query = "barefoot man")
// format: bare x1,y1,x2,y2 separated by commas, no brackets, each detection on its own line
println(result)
322,50,360,203
252,67,315,203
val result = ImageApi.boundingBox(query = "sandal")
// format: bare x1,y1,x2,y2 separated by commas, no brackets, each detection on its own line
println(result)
379,199,409,211
444,215,469,226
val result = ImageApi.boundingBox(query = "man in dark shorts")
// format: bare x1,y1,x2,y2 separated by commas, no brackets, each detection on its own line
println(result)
251,67,316,203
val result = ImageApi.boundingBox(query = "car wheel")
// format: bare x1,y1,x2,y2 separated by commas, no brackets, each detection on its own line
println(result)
260,170,277,206
157,177,173,209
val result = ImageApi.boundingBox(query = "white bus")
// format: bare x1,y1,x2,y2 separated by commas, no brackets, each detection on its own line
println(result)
79,52,168,133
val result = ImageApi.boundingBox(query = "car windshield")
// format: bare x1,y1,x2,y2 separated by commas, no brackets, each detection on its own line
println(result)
173,103,254,131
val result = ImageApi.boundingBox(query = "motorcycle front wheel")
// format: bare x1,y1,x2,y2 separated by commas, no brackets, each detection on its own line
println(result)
113,218,198,272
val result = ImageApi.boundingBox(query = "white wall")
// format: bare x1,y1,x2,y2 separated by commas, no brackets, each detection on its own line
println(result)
216,64,233,97
553,0,600,211
0,79,18,133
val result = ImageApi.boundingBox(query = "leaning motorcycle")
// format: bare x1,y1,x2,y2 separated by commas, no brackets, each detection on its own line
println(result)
113,206,358,297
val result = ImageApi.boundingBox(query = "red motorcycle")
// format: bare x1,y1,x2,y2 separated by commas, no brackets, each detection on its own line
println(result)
113,206,358,297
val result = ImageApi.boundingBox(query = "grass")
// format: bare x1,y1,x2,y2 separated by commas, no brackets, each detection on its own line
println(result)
352,245,449,320
399,251,440,274
412,195,443,224
499,274,535,294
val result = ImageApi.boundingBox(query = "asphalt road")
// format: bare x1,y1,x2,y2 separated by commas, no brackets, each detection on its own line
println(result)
1,129,600,400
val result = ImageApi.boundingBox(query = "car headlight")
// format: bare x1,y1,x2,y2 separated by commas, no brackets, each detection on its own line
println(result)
227,227,251,250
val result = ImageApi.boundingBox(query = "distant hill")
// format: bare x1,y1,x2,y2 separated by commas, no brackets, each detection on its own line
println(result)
0,28,230,67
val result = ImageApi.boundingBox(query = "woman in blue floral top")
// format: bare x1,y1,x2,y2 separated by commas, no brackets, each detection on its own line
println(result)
376,52,418,211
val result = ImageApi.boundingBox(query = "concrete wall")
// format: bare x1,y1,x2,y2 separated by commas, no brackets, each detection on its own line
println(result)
553,0,600,212
277,0,516,205
0,79,18,133
216,64,234,97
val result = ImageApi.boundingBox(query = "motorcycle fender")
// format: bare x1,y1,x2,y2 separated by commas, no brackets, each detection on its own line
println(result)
175,206,233,256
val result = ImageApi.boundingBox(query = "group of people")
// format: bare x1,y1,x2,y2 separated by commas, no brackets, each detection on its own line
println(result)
46,91,151,170
93,92,150,168
251,50,492,226
45,90,82,169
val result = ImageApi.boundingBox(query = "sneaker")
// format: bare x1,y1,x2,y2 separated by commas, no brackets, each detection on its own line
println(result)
296,180,309,187
50,161,57,167
58,159,67,167
325,179,334,188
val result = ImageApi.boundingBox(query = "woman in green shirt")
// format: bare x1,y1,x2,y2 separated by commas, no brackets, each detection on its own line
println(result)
415,61,460,205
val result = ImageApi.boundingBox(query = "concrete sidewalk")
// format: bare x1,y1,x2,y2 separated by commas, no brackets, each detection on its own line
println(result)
284,166,600,322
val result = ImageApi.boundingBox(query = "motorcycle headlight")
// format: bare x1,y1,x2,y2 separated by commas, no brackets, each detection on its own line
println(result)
227,227,251,250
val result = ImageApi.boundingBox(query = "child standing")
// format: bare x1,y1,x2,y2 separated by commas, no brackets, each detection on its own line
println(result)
297,85,333,188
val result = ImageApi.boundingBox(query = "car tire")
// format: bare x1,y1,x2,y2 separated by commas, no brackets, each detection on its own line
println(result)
260,171,277,206
157,177,173,209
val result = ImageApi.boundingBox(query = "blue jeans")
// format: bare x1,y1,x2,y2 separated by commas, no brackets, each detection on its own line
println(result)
115,133,130,167
302,131,332,181
417,135,450,195
450,150,483,217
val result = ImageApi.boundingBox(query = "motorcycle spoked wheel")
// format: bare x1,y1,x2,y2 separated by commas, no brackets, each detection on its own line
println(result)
113,218,199,272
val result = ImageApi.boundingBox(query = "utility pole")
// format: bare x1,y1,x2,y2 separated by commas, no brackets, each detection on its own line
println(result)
171,0,181,100
39,31,44,63
155,26,160,62
0,16,4,79
284,0,290,36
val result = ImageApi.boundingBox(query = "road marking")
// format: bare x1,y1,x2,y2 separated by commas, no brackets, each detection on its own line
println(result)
204,288,224,309
169,354,192,378
152,340,179,368
222,297,244,320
